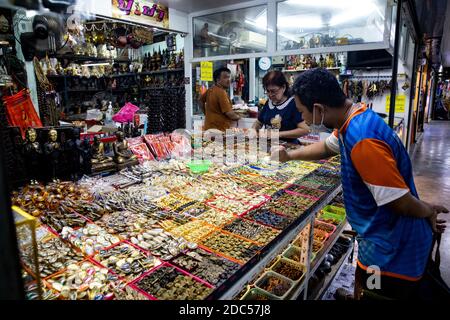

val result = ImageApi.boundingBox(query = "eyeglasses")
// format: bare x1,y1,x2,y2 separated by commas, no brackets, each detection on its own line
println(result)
264,87,282,95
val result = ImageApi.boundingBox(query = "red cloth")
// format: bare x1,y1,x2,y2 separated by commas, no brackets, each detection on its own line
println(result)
3,89,42,138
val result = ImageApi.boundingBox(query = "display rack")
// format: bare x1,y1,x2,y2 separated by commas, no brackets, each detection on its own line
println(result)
289,220,347,300
46,68,185,112
311,241,354,300
282,67,340,73
212,185,343,300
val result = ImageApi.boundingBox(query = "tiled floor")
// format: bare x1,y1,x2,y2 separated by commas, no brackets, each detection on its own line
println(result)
412,121,450,286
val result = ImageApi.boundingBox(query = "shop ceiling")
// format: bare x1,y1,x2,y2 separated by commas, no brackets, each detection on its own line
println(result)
412,0,449,67
158,0,244,13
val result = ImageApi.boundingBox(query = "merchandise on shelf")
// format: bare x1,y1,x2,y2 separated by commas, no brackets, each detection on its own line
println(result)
21,236,84,279
45,261,121,300
13,150,343,300
133,264,212,300
95,243,161,282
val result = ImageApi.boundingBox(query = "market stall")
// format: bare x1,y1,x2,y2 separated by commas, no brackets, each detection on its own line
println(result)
12,133,346,300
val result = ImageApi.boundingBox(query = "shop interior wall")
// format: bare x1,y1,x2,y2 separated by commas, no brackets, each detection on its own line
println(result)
84,2,188,33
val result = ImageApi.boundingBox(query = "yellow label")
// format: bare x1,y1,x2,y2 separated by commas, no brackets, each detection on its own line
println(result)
385,95,406,113
200,61,213,82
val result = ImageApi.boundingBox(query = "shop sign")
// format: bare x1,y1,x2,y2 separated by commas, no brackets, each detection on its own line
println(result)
385,94,406,113
200,61,213,82
112,0,169,29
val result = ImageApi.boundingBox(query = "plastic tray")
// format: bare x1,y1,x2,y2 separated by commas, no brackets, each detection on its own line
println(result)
186,159,212,174
282,245,315,264
254,270,294,300
312,228,329,244
323,205,346,217
312,240,324,254
314,220,337,238
270,257,306,283
130,262,213,300
318,210,345,225
241,287,277,301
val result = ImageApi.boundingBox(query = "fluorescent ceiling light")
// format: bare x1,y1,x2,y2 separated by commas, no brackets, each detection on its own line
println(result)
244,19,273,33
278,15,323,29
329,2,378,26
83,62,110,67
284,0,375,9
245,9,273,32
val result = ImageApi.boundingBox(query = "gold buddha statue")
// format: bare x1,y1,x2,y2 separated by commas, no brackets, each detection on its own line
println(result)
113,131,138,167
92,136,113,164
44,129,61,182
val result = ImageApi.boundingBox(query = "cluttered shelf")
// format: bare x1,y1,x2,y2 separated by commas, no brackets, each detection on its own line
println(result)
282,67,340,73
53,54,130,63
47,69,185,80
289,220,347,300
13,136,343,300
309,239,354,300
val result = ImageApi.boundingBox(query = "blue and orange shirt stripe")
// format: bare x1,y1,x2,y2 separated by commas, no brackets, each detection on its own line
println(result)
325,105,432,280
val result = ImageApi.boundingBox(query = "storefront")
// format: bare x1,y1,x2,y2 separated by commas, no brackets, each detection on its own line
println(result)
185,0,423,151
0,0,430,302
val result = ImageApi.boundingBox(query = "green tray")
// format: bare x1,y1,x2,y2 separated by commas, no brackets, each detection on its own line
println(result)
186,160,212,174
323,205,346,217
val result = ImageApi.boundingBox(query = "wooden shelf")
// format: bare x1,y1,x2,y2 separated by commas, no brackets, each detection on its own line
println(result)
140,85,184,91
47,69,184,79
54,54,130,63
282,67,341,73
139,68,184,75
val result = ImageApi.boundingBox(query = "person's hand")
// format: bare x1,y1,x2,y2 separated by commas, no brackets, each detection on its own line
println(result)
271,146,290,163
428,204,449,233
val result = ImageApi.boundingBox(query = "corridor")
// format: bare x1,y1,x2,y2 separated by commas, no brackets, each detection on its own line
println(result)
412,121,450,285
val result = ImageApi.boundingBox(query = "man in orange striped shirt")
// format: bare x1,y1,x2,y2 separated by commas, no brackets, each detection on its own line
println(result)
272,68,448,299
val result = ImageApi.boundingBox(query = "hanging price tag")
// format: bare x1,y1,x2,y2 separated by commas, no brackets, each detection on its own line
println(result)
385,95,406,113
200,61,213,82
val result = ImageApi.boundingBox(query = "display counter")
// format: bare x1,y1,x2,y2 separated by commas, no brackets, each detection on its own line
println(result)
193,115,257,130
14,147,344,300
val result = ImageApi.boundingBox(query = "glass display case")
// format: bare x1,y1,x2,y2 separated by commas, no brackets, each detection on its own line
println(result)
192,59,250,116
277,0,389,51
193,5,268,58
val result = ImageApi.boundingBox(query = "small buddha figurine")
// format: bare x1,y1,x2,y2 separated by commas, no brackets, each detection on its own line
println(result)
113,131,137,165
92,136,113,164
44,129,61,182
22,128,42,184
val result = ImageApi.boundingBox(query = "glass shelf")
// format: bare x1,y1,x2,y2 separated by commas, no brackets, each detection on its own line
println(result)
193,5,268,58
277,0,390,52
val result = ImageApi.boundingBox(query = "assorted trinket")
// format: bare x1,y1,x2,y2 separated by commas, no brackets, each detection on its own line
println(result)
171,248,241,287
96,211,158,239
60,225,120,255
22,237,84,278
11,182,92,217
201,231,261,263
196,209,235,227
134,265,213,300
13,152,342,300
245,207,293,230
223,218,280,245
169,220,216,243
46,261,119,300
96,243,160,282
129,228,195,260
